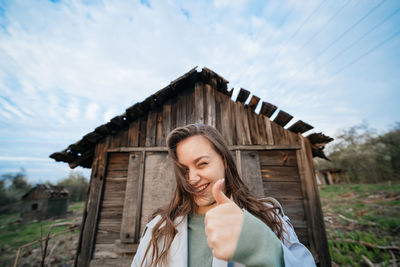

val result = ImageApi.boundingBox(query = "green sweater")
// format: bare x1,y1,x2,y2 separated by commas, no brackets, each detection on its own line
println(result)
188,210,284,267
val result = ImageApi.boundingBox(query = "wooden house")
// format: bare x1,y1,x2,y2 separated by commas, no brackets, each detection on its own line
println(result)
316,168,349,185
21,184,69,221
50,67,333,267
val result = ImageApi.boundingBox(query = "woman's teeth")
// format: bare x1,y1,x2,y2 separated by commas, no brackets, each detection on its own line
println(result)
196,183,209,193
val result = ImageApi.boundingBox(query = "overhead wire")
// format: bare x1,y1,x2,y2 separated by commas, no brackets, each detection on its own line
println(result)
268,0,328,65
322,7,400,67
298,0,351,52
272,0,388,91
331,29,400,76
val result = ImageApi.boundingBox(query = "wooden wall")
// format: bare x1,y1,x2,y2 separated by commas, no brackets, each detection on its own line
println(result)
76,81,331,267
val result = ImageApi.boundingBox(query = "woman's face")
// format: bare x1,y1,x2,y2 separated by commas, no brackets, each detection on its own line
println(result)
176,135,226,214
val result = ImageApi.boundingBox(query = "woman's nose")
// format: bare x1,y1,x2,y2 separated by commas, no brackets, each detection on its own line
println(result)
188,170,200,184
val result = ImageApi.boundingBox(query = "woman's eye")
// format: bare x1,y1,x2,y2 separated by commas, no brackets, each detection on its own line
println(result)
199,162,208,167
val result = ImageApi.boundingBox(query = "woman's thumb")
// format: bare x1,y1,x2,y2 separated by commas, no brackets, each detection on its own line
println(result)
212,178,230,205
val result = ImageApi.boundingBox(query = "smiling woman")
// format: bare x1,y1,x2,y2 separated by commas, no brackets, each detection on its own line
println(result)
131,123,316,267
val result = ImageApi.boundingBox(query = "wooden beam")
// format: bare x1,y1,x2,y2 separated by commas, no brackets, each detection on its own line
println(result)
75,138,109,267
259,101,277,118
288,120,314,134
107,144,300,153
235,88,250,103
273,110,293,127
120,152,142,243
248,95,260,111
82,132,103,144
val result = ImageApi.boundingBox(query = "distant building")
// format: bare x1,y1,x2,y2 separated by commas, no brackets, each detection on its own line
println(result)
21,184,69,221
316,168,349,185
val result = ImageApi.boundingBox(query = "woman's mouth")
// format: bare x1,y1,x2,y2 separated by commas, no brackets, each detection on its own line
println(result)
195,183,210,194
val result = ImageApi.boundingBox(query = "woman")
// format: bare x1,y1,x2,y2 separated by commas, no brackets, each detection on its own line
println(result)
132,124,316,267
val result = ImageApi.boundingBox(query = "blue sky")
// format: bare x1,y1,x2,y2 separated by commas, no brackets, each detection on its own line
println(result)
0,0,399,184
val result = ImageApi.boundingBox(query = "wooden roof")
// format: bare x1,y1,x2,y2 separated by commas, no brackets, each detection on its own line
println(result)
22,184,69,199
50,67,332,168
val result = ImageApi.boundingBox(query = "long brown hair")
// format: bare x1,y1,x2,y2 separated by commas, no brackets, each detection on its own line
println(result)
141,123,284,267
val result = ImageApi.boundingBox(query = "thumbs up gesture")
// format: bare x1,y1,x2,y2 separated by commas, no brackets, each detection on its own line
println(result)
205,179,244,260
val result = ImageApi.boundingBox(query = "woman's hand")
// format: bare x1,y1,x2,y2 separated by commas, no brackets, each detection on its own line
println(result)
204,179,244,260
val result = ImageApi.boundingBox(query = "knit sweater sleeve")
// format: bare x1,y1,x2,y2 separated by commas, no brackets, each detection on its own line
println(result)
230,210,284,267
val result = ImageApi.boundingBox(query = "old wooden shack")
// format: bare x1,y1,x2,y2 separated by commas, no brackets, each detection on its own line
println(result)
21,184,69,221
50,67,333,267
316,168,349,185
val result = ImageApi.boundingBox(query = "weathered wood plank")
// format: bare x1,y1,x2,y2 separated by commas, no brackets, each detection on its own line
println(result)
279,199,307,226
215,89,223,135
271,121,286,145
247,108,261,145
161,99,171,147
75,137,109,267
240,151,264,198
139,152,176,235
186,87,195,124
288,120,314,134
237,103,251,145
145,110,157,147
286,129,299,145
119,128,129,147
127,120,140,147
258,150,297,166
176,91,187,127
229,99,237,145
120,152,142,243
297,134,331,265
170,97,178,130
257,114,267,145
204,83,216,127
219,91,233,145
106,170,128,178
235,88,250,103
248,95,260,111
263,181,302,199
138,117,147,147
156,110,163,146
273,110,293,127
260,166,299,180
264,116,274,145
194,82,205,124
260,101,277,118
233,102,245,145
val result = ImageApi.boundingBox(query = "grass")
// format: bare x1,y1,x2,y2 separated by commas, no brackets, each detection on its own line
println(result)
319,182,400,266
0,201,84,266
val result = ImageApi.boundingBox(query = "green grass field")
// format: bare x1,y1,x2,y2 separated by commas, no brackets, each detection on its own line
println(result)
1,185,399,266
319,183,400,266
0,201,84,266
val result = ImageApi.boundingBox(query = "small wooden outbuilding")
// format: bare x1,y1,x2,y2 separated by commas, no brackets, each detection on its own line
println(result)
316,168,349,185
21,184,69,221
50,67,333,267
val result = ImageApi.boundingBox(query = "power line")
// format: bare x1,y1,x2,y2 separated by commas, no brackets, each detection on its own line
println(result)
323,7,400,67
310,0,387,64
287,0,328,43
268,0,328,65
298,0,351,52
332,29,400,76
272,0,387,91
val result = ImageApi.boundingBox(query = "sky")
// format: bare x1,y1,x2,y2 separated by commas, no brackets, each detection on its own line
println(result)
0,0,399,184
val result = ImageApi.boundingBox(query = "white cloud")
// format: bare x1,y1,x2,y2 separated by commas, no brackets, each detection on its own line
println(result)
0,156,49,162
0,0,398,183
85,102,100,120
